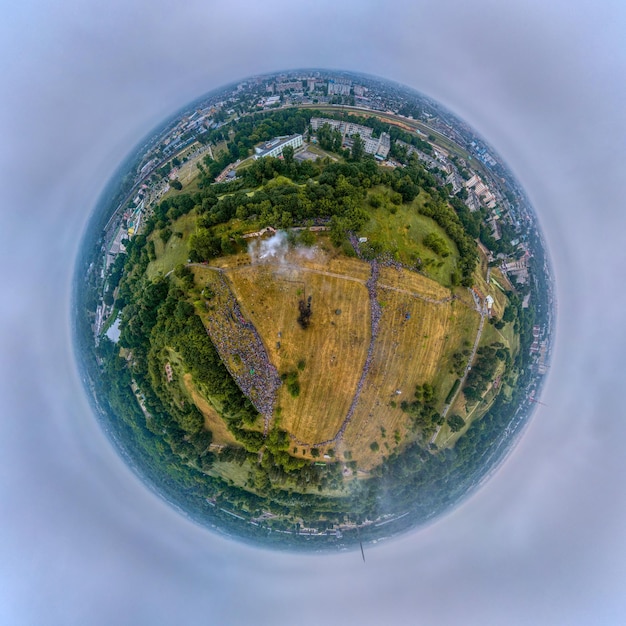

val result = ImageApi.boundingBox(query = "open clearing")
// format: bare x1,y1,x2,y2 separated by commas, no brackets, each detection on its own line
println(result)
146,212,197,279
378,265,452,301
193,249,480,468
358,192,460,286
183,373,238,446
341,289,479,469
225,261,371,445
145,215,484,468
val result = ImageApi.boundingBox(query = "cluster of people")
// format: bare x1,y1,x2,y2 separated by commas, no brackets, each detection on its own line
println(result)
377,252,404,272
207,274,281,433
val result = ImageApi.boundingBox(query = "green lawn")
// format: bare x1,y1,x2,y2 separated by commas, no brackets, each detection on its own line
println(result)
357,188,460,287
146,212,197,279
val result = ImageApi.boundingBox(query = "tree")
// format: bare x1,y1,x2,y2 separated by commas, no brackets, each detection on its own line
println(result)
423,232,450,257
171,179,183,190
298,229,315,247
351,134,364,162
447,414,465,433
189,228,222,261
503,305,515,323
282,145,294,165
369,194,382,208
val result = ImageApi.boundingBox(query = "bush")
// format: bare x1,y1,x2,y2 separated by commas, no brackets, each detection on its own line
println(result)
447,414,465,433
423,232,450,257
369,195,382,208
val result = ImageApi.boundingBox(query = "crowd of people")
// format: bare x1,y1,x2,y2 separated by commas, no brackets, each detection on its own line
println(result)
206,274,281,434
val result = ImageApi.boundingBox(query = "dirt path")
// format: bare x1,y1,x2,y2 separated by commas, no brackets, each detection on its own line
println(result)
289,259,383,448
430,297,487,445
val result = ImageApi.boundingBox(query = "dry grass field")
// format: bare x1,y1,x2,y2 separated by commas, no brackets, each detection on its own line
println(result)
185,247,484,468
170,241,485,472
340,289,478,470
303,252,372,283
224,263,371,445
182,373,238,446
190,266,280,426
378,266,452,301
153,347,238,445
173,148,205,186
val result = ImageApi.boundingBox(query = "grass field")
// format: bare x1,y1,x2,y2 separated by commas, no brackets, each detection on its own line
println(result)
144,211,495,473
190,265,279,427
377,265,452,301
429,252,516,449
224,261,371,446
182,373,238,446
174,149,206,185
146,212,196,279
358,193,460,286
182,243,483,470
437,360,507,449
340,290,479,469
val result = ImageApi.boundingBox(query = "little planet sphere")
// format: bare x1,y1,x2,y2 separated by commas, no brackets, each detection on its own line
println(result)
74,70,554,551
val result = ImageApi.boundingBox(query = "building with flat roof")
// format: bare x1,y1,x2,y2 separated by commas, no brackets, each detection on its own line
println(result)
276,81,303,92
310,118,390,158
263,95,280,107
327,79,351,96
254,134,303,159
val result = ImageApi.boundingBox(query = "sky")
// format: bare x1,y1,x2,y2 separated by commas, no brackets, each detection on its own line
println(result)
1,0,626,624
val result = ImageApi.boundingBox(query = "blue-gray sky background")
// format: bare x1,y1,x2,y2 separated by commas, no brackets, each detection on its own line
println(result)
2,1,626,624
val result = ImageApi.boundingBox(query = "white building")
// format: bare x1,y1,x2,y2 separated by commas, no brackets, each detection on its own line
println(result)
465,174,497,209
311,117,343,132
263,95,280,107
327,79,351,96
254,134,303,159
310,118,390,158
485,295,494,316
362,133,390,158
